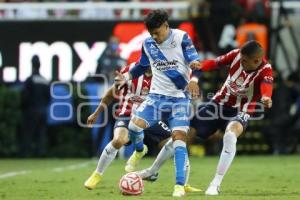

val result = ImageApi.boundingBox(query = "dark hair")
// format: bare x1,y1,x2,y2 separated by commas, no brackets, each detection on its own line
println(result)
241,40,263,56
32,55,41,72
144,9,168,31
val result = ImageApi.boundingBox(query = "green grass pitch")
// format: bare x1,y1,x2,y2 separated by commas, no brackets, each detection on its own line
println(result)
0,156,300,200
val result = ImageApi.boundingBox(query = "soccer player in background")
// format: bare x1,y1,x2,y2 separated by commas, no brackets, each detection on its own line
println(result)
84,63,169,189
115,9,200,197
136,40,273,196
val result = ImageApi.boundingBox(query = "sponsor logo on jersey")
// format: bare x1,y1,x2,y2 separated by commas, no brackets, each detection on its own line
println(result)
235,77,244,87
227,77,248,97
150,44,156,49
153,59,178,71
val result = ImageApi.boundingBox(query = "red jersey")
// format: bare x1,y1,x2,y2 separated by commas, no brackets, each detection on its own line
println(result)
115,63,152,117
201,49,273,113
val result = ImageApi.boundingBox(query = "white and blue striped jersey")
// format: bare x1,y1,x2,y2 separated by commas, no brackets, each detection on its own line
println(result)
130,29,199,98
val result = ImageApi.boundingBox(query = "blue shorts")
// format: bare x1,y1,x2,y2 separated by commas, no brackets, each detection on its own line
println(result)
114,116,171,144
133,93,191,132
190,101,249,139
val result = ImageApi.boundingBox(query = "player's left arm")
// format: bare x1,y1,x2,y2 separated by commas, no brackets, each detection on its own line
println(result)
260,67,274,108
181,33,201,99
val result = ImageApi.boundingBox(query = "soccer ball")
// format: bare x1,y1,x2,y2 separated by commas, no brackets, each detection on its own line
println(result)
119,172,144,195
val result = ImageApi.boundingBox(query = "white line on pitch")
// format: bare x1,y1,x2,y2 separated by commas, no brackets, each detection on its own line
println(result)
0,170,31,179
52,161,92,172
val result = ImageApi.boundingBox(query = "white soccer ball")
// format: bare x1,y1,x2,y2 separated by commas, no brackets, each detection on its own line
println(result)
119,172,144,195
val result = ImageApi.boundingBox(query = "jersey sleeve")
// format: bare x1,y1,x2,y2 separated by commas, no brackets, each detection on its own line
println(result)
129,44,150,78
181,33,200,64
200,49,240,71
260,66,273,97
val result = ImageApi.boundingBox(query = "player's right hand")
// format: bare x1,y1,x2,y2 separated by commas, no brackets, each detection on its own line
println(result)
189,61,202,70
114,71,127,90
87,112,98,128
261,96,272,108
187,80,200,99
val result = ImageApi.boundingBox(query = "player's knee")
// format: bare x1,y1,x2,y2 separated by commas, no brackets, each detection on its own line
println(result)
172,130,187,142
128,120,144,133
112,134,128,149
226,121,243,136
129,117,147,131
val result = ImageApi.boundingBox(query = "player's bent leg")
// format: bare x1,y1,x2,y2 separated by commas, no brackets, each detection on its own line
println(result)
172,130,188,197
84,127,129,190
136,138,174,181
206,121,243,195
125,117,148,172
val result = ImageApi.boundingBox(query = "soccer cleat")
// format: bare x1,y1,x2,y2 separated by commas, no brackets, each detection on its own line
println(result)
184,184,202,192
84,171,102,190
125,145,148,172
136,168,159,182
144,172,159,182
172,184,185,197
205,184,220,195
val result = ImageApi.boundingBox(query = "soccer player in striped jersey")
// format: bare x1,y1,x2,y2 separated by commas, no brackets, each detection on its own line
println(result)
136,40,273,195
84,63,165,190
197,40,273,195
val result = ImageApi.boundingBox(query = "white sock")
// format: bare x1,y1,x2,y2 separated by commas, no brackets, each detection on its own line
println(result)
212,131,237,186
96,142,118,175
184,157,190,186
148,138,174,174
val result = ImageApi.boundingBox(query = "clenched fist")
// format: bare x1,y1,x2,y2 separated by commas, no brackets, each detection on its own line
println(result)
261,96,272,108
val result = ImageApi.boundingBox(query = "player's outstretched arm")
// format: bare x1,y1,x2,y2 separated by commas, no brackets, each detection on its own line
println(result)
87,85,116,127
260,68,273,108
192,49,240,71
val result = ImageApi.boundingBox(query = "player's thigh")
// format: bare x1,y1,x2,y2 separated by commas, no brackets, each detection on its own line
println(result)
168,97,191,133
191,103,220,139
113,127,129,143
133,94,160,128
113,119,130,146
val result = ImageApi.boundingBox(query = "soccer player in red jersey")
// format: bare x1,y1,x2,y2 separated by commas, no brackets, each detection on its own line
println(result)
193,40,273,195
137,40,273,195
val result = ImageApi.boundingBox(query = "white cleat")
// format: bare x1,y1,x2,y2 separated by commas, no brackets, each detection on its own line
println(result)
205,184,220,196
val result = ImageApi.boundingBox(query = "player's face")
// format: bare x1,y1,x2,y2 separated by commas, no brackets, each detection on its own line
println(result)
240,51,263,72
149,23,169,44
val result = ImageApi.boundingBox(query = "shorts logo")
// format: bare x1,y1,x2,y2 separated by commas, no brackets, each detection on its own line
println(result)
117,121,125,126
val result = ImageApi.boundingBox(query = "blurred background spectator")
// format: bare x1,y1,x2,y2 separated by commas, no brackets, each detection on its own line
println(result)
19,56,50,157
97,35,126,83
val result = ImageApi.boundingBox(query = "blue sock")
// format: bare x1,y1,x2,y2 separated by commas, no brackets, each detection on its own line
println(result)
128,121,144,152
173,140,187,186
134,131,144,152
